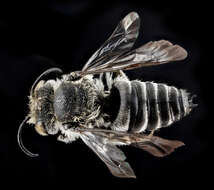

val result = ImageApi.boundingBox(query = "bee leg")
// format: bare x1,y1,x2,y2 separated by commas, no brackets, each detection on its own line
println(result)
105,72,114,91
148,129,155,138
57,128,80,143
113,70,129,82
105,71,127,91
119,70,129,79
57,135,70,143
64,72,81,81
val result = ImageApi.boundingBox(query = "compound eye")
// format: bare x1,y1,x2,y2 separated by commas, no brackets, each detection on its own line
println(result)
34,81,45,95
35,122,48,136
30,67,63,97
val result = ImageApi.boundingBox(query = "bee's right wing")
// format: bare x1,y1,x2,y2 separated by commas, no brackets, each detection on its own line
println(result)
82,12,140,72
81,40,188,74
80,132,136,178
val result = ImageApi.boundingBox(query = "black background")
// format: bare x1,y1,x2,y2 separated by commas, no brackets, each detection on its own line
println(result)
0,0,211,189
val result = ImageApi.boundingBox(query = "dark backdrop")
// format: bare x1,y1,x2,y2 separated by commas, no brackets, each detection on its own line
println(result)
0,0,211,188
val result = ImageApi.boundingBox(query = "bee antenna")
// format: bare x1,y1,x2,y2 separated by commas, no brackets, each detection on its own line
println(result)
31,67,63,96
17,116,39,157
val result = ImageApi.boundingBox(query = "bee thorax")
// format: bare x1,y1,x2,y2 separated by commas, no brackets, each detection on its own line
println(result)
53,78,99,123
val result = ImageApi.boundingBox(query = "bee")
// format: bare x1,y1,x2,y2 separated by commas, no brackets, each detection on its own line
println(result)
18,12,197,178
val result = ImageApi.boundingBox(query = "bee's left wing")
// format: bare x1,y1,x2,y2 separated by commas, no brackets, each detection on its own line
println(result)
82,12,140,72
80,132,136,178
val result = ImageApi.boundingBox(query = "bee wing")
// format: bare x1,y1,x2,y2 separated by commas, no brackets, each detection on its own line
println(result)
131,135,185,157
81,40,188,74
80,132,136,178
82,12,140,72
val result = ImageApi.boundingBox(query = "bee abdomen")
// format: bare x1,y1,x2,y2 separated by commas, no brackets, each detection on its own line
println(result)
129,81,195,133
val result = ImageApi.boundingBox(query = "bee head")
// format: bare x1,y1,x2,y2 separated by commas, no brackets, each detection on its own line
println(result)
28,80,50,136
18,68,63,157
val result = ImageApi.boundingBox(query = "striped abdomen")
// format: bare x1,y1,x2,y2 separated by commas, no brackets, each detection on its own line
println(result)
111,80,196,133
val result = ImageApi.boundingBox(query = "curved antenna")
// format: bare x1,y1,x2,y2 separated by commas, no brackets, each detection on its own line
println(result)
30,67,63,96
17,116,39,157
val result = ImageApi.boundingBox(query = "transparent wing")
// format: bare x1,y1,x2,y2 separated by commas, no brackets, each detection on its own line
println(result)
80,132,136,178
82,12,140,72
81,40,188,74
